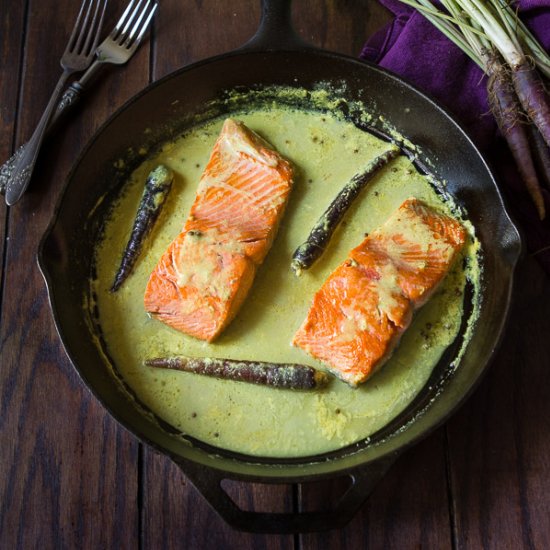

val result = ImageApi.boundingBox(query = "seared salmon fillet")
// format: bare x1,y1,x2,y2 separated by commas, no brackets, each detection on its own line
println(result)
144,119,293,341
293,198,466,386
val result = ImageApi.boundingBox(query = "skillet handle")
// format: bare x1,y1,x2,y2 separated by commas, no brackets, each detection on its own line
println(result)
239,0,311,52
174,454,397,533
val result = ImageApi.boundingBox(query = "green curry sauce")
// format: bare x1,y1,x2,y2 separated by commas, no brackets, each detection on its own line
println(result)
93,104,481,458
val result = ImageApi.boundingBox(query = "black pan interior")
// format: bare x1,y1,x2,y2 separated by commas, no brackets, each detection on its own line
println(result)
39,49,521,480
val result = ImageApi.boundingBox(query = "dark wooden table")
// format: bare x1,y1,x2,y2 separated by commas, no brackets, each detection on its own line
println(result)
1,1,550,548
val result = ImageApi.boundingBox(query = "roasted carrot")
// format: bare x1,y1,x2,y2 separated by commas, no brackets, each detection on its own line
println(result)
291,147,401,274
111,164,174,292
145,356,329,390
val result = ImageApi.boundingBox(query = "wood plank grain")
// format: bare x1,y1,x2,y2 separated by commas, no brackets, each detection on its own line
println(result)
0,0,152,546
151,0,261,80
299,431,453,548
447,257,550,550
0,0,26,302
142,452,295,549
292,0,390,56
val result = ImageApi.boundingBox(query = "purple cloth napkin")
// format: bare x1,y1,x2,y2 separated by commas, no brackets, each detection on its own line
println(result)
361,0,550,274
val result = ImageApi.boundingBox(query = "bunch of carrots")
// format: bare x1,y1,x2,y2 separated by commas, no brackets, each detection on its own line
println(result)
400,0,550,219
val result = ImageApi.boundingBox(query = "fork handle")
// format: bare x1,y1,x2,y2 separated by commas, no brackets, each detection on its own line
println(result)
4,69,73,205
50,59,106,125
0,61,109,197
0,84,81,197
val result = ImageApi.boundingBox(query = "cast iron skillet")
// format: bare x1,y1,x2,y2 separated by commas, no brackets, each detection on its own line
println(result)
38,0,521,534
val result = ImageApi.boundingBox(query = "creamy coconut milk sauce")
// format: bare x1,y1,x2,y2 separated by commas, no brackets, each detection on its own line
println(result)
93,105,480,457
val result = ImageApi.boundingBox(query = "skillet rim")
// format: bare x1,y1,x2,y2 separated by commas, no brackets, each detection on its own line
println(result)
38,45,522,479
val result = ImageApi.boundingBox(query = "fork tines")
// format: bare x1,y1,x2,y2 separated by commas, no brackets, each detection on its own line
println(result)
68,0,108,56
112,0,158,48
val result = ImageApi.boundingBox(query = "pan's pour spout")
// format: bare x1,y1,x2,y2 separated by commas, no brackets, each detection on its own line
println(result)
239,0,311,52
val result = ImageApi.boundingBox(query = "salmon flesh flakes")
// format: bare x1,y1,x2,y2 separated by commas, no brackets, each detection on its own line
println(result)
144,118,293,342
293,198,467,386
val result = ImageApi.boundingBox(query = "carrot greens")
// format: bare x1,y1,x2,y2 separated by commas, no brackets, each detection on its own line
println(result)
399,0,550,218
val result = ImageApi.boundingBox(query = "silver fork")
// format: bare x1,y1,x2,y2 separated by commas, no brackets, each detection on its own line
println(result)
5,0,108,206
0,0,157,201
58,0,158,110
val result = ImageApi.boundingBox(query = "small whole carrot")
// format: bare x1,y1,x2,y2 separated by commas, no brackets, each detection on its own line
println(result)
484,51,546,219
145,356,329,390
511,59,550,151
291,146,401,274
111,164,174,292
529,124,550,191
